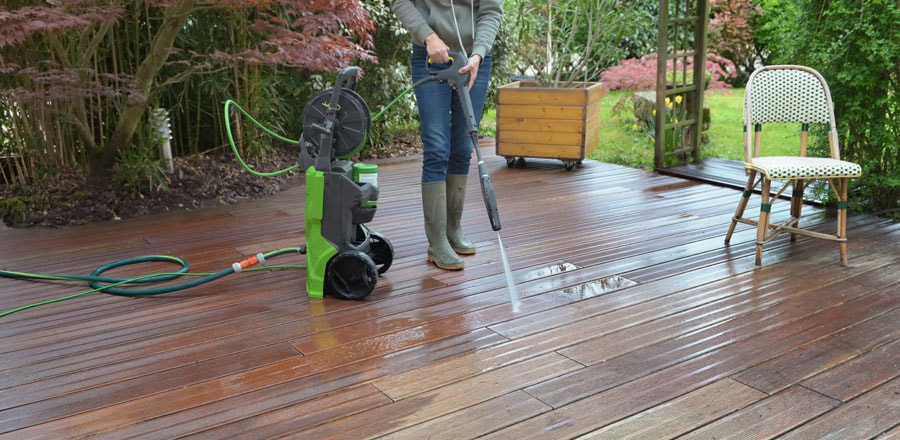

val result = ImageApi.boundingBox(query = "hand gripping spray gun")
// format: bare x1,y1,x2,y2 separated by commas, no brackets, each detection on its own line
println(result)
415,53,502,232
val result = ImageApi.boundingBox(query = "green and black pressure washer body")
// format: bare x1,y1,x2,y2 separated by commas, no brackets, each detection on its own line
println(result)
299,67,393,300
299,56,501,300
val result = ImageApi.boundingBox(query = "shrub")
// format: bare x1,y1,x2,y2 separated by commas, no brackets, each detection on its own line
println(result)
782,0,900,217
708,0,763,87
0,196,27,225
600,53,736,91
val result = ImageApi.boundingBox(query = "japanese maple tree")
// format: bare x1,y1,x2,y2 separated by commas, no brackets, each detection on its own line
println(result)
0,0,376,183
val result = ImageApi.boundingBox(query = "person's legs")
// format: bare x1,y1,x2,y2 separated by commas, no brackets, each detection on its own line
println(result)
421,180,464,270
445,173,475,254
411,45,463,269
412,45,453,184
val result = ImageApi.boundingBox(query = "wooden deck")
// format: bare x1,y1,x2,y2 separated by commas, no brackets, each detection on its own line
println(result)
660,158,750,190
1,140,898,439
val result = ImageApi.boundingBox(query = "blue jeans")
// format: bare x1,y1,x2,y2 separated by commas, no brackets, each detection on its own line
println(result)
410,45,493,183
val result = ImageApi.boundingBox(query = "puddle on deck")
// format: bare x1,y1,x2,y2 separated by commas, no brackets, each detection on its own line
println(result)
516,261,638,302
514,262,579,283
560,275,638,300
526,262,579,279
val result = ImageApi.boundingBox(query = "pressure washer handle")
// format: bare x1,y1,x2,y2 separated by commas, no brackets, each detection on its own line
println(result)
455,81,480,140
424,52,470,86
477,158,502,231
458,84,501,231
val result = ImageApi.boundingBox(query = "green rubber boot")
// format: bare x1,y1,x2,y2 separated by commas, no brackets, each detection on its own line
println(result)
422,182,465,270
446,174,476,255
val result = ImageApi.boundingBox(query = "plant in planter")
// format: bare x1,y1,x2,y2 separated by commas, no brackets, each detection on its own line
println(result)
496,0,641,169
504,0,641,87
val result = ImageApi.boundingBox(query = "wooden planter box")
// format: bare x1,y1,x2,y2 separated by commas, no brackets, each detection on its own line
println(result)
495,81,605,170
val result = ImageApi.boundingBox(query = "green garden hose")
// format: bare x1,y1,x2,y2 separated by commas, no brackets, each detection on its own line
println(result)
224,100,300,177
223,84,414,176
0,247,304,317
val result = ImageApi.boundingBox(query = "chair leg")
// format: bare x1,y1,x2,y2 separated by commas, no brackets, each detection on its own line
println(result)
789,180,805,242
726,170,757,245
756,178,772,266
837,178,849,266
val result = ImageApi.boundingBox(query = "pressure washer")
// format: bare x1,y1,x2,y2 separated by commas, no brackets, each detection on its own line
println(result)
297,66,393,301
1,53,506,316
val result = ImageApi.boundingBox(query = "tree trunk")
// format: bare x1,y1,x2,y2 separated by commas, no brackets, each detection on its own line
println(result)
91,0,197,182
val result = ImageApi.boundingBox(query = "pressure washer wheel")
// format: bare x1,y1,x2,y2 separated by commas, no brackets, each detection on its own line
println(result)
367,231,394,275
325,249,378,300
301,88,371,160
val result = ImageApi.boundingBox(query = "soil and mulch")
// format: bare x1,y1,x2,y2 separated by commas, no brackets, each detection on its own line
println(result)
0,133,422,229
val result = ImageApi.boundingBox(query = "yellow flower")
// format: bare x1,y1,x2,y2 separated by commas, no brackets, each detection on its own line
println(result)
652,109,657,116
675,95,683,104
632,123,638,130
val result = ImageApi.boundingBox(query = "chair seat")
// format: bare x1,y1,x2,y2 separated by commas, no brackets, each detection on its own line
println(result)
747,156,862,180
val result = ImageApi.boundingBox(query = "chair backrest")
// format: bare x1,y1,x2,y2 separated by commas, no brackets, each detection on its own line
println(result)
743,65,840,161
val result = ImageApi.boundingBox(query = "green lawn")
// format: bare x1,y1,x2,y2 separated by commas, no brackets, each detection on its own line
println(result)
484,88,802,171
701,89,748,161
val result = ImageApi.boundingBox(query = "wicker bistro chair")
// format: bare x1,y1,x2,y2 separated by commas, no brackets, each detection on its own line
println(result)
724,65,862,266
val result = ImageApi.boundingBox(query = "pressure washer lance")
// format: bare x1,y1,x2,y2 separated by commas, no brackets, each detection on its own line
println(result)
413,53,502,231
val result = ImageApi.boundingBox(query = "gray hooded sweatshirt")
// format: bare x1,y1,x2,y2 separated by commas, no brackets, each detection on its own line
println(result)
391,0,503,59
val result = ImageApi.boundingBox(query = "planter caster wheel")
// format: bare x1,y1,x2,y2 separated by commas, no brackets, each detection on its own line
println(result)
368,231,394,275
326,249,378,300
564,160,578,171
505,156,517,167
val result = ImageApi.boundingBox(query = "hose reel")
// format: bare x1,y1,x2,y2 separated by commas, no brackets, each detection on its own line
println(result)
300,87,371,162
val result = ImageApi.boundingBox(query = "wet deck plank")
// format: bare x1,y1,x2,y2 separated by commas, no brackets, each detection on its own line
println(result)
1,140,898,439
